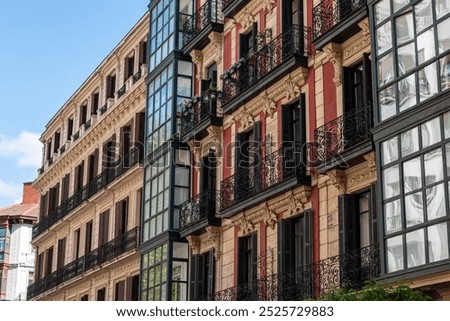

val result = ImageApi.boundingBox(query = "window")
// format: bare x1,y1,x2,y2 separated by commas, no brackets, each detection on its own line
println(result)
106,74,116,99
85,220,93,254
381,111,450,273
67,118,74,140
88,149,99,181
115,280,126,301
238,233,258,291
115,198,128,238
91,92,99,115
57,237,66,269
0,228,5,237
80,294,88,301
343,54,372,111
73,229,80,260
124,54,135,81
139,40,147,67
98,210,110,246
45,247,54,277
374,0,450,121
79,104,87,126
74,161,84,193
141,244,169,301
283,0,304,29
97,287,106,301
149,0,176,69
53,132,61,153
171,242,188,301
190,249,215,300
239,23,257,58
126,275,140,301
0,239,5,251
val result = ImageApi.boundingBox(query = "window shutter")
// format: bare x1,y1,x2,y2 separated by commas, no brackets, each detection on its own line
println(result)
303,209,313,267
251,22,258,51
197,253,206,299
189,254,199,300
126,276,133,301
207,249,215,299
281,105,294,145
93,149,99,178
201,79,211,93
370,184,378,245
277,220,293,274
362,53,373,106
115,202,123,238
237,237,247,285
115,280,125,301
250,233,258,282
343,66,354,112
253,121,262,191
338,194,359,255
85,220,93,254
134,113,145,157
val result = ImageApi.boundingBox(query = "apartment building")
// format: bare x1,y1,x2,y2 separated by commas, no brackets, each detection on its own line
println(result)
0,183,39,301
28,13,149,301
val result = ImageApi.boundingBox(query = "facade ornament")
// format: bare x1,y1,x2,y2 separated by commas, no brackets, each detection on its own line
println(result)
287,186,312,216
208,32,223,63
239,214,255,235
187,140,202,165
325,169,347,195
264,0,276,14
364,152,376,172
186,235,202,255
262,207,278,230
190,50,204,80
261,92,277,118
234,105,254,130
207,126,221,142
323,42,343,87
236,8,256,30
285,75,301,101
358,18,370,38
205,226,222,260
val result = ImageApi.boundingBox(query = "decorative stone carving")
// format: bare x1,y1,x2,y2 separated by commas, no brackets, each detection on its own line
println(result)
364,152,376,171
187,140,202,165
206,226,222,260
262,207,278,230
325,169,347,195
323,42,343,87
239,214,255,235
208,32,223,63
287,186,312,216
264,0,276,13
190,50,204,80
233,105,254,130
285,76,301,101
236,8,256,30
261,92,277,118
358,18,370,38
186,235,202,255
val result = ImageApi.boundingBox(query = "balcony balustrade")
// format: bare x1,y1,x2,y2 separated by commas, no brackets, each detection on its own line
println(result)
27,227,139,300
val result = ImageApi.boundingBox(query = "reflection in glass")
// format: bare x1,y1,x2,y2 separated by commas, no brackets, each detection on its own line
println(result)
375,0,391,24
428,223,449,263
383,165,400,198
377,22,392,54
398,74,417,112
440,55,450,91
446,143,450,176
379,85,396,121
418,62,438,102
415,0,432,34
405,192,424,227
403,157,422,192
398,43,416,75
436,0,450,19
396,13,414,45
422,118,441,148
426,183,445,220
385,200,401,234
424,149,444,185
438,17,450,53
406,229,425,268
417,29,435,64
387,236,404,272
382,136,398,165
393,0,409,12
378,52,394,86
401,127,419,156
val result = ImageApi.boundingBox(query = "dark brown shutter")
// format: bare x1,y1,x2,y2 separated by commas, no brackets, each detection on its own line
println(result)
189,254,199,300
139,41,147,66
74,229,80,259
57,237,66,269
134,113,145,158
282,104,294,144
85,221,93,254
207,249,215,298
99,210,110,246
97,287,106,301
237,237,246,285
115,280,125,301
250,233,258,282
370,184,378,245
303,209,313,267
278,220,293,274
363,53,373,105
62,174,70,202
126,276,133,301
338,194,359,254
37,252,44,280
115,201,123,238
45,247,54,277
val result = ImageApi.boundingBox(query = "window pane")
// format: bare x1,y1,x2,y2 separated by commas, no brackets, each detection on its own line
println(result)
406,229,425,268
415,0,432,34
437,17,450,53
426,183,446,220
447,143,450,176
418,62,438,102
385,199,402,234
377,22,392,54
379,52,394,86
393,0,409,12
428,223,449,263
421,117,441,148
379,84,396,120
398,74,417,112
401,127,419,156
440,54,450,91
417,28,435,64
0,229,5,237
382,136,398,165
396,12,414,45
387,235,404,272
424,149,443,185
403,156,422,192
375,0,391,24
405,192,424,227
398,43,416,75
383,165,400,198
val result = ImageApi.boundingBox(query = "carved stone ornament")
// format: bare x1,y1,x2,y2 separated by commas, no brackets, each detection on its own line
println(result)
187,140,202,165
323,42,343,87
262,207,278,229
190,50,204,80
239,214,255,235
364,152,376,171
234,106,254,130
261,92,277,118
206,226,222,260
236,8,256,30
358,18,370,38
326,169,347,195
285,76,301,101
208,32,223,63
186,235,202,255
264,0,276,14
287,186,312,216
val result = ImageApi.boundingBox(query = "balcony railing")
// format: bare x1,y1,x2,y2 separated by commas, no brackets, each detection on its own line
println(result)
27,227,139,300
210,244,380,301
180,189,220,229
118,85,126,98
180,90,222,137
84,119,92,130
221,25,311,106
100,103,108,115
313,103,372,166
182,0,224,47
313,0,367,40
32,149,143,239
72,131,80,142
132,70,142,84
220,144,308,210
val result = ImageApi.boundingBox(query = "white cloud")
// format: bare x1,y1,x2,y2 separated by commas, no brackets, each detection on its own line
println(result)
0,132,42,168
0,179,22,201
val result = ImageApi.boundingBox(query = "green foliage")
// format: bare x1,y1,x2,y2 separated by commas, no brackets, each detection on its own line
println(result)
316,282,432,301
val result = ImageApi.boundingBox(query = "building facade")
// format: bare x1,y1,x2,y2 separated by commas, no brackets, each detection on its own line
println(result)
28,13,149,301
0,183,39,301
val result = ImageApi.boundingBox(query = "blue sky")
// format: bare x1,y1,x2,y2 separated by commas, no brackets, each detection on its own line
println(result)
0,0,149,207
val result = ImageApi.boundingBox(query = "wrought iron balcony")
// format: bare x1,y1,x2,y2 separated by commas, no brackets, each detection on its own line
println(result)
27,227,139,300
209,244,380,301
179,189,221,236
179,90,223,141
312,103,372,167
100,103,108,115
220,144,309,211
132,70,142,84
72,131,80,142
118,85,126,98
84,119,92,130
182,0,224,53
313,0,367,49
32,149,143,239
221,25,311,113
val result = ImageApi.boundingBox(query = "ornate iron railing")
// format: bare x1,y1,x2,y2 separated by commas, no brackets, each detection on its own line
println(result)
133,70,142,84
100,103,108,115
118,84,126,98
32,148,143,239
72,131,80,142
220,143,308,210
84,119,92,130
211,244,380,301
313,0,367,40
180,90,222,136
312,103,372,166
27,227,139,300
221,25,311,105
182,0,224,47
59,144,66,155
180,189,220,229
